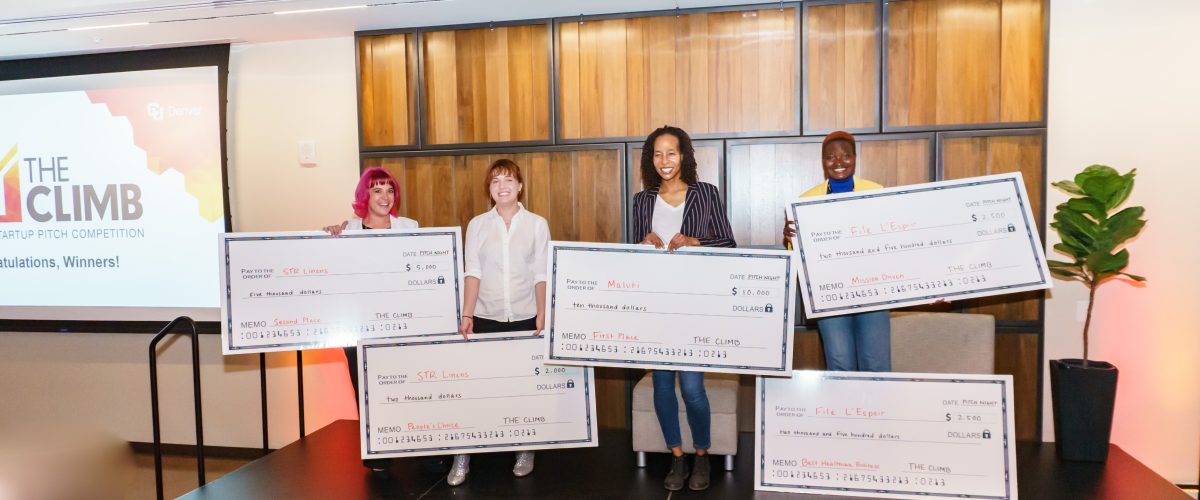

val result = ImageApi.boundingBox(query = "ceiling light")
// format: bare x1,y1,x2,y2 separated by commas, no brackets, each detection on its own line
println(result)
67,22,149,31
274,5,367,15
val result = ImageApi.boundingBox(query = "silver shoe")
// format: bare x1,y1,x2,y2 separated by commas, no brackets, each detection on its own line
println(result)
447,454,470,486
513,451,535,477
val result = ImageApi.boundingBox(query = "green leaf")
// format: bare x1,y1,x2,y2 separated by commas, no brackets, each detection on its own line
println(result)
1065,198,1107,222
1074,164,1119,188
1081,174,1127,209
1052,180,1086,196
1120,272,1147,282
1107,169,1137,209
1053,209,1100,241
1087,249,1130,275
1102,206,1147,244
1052,242,1087,259
1047,260,1088,281
1051,222,1094,252
1050,267,1087,282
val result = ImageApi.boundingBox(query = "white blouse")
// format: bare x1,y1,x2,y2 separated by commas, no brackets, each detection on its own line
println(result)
651,195,685,241
463,204,550,322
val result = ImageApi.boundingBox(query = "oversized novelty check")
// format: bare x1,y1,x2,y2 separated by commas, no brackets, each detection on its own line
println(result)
788,173,1051,318
359,333,598,458
219,228,462,354
756,371,1018,499
545,242,794,375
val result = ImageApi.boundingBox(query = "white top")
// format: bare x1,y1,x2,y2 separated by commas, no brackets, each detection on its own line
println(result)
651,195,685,241
346,215,418,230
463,203,550,322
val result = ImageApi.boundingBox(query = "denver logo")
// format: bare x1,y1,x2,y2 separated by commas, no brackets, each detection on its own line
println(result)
0,144,19,223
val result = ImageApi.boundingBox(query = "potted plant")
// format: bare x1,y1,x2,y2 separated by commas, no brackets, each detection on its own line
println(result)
1046,165,1146,462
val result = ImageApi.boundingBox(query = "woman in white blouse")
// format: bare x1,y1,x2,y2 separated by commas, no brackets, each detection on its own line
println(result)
450,158,550,486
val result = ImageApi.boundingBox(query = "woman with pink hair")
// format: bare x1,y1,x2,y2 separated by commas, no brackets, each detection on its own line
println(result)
324,166,417,235
323,167,417,475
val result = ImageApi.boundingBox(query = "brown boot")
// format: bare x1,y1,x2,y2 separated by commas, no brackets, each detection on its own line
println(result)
689,454,710,491
663,454,689,491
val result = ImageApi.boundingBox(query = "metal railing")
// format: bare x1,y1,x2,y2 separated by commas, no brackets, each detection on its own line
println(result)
147,316,205,500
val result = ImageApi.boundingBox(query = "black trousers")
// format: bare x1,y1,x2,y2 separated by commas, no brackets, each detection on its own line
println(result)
472,315,536,333
342,346,387,470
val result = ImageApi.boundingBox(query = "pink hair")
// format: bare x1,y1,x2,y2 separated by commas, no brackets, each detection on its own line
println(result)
351,167,400,219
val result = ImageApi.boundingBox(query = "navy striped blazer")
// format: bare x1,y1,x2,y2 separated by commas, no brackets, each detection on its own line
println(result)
631,182,736,248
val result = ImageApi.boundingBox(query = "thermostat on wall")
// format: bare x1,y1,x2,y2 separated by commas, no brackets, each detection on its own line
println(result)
299,140,318,167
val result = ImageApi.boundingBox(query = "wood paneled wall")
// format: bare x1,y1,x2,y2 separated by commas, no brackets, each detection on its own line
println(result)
942,132,1045,321
422,24,551,145
358,1,1045,145
805,1,878,133
886,0,1045,129
363,149,627,428
358,33,417,147
996,332,1040,441
558,7,797,140
364,149,623,247
726,137,932,247
357,1,1049,438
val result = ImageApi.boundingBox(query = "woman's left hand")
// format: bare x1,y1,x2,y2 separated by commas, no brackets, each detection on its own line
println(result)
533,315,544,337
667,234,701,252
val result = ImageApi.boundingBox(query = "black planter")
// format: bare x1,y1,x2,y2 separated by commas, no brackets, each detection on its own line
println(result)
1049,358,1118,461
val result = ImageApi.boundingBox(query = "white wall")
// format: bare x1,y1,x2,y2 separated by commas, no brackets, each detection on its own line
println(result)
0,36,362,448
1044,0,1200,484
227,37,362,232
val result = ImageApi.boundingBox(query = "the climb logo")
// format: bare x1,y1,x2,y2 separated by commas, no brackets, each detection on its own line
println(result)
0,144,19,222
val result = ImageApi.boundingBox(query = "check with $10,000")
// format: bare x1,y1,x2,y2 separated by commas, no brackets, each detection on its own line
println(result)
545,242,795,376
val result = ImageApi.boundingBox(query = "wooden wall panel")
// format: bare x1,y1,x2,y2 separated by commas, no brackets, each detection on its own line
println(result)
727,138,931,247
358,33,416,147
365,149,622,244
365,149,625,427
805,1,878,133
941,133,1044,321
1000,0,1045,122
559,7,797,140
995,332,1040,441
422,24,551,145
886,0,1045,128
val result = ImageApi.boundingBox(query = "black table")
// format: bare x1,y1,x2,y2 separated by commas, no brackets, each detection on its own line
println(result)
182,420,1188,499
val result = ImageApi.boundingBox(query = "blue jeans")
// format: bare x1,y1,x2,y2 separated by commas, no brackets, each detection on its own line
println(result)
652,370,711,449
817,310,891,371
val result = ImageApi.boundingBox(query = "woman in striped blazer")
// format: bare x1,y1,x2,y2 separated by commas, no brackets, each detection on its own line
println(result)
631,125,735,492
